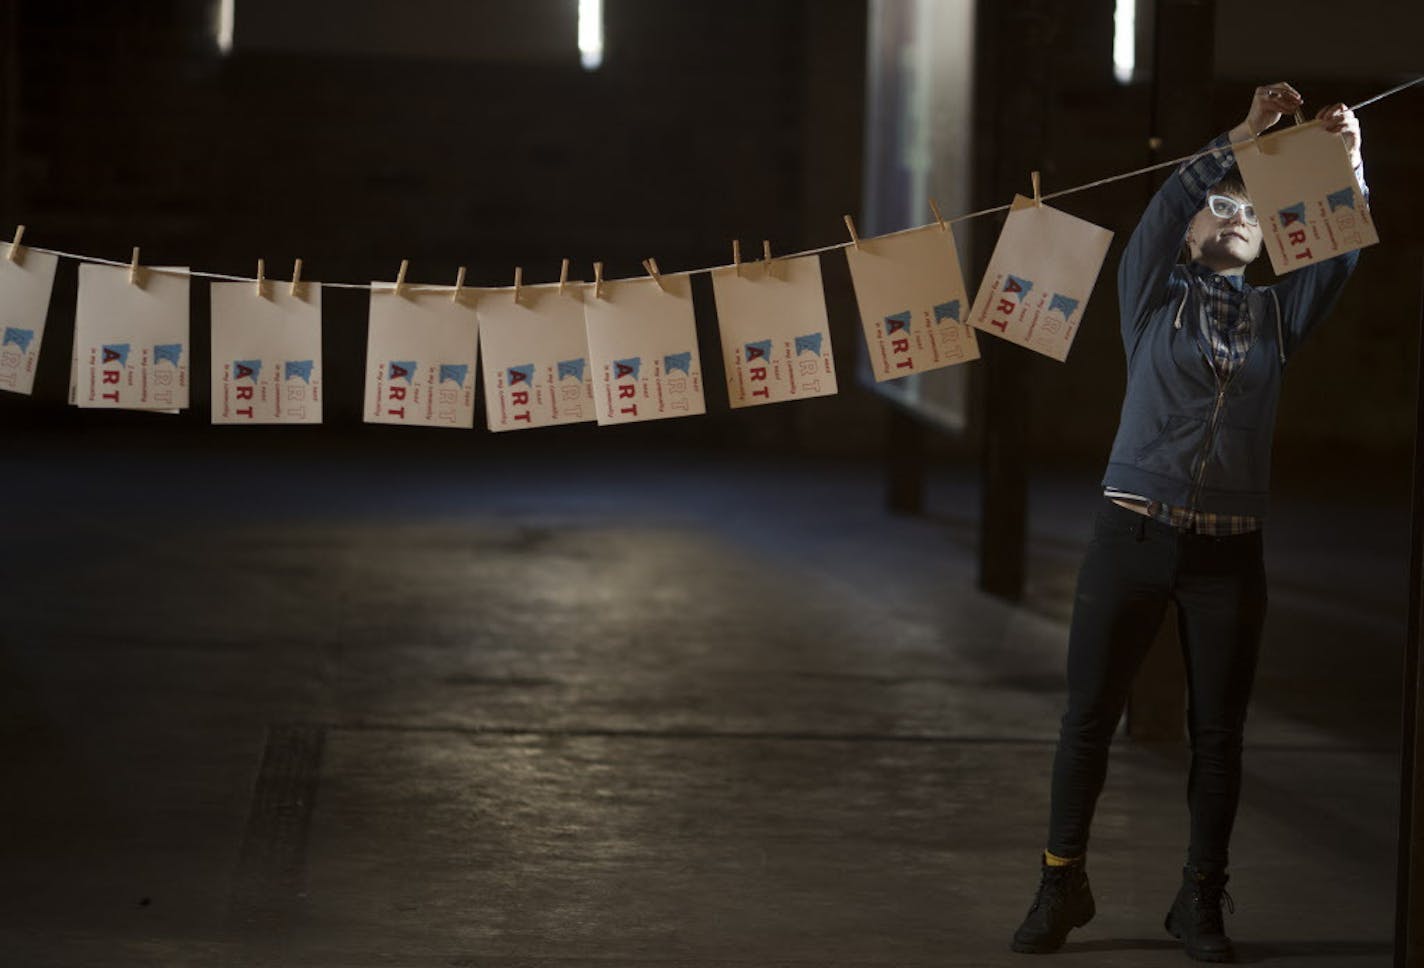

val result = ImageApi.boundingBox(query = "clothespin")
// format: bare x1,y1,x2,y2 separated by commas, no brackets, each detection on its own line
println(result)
762,240,774,279
513,266,523,304
255,258,267,298
394,259,409,297
929,199,947,232
643,257,667,293
732,240,742,277
843,214,861,250
594,261,604,300
290,258,304,297
1031,171,1042,207
128,247,143,287
7,225,24,262
1292,104,1306,126
559,258,570,295
451,266,466,303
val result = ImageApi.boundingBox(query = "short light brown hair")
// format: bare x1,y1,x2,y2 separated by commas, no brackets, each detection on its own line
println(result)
1210,169,1249,200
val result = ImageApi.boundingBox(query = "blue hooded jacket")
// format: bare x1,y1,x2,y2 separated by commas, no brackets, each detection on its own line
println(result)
1103,137,1360,518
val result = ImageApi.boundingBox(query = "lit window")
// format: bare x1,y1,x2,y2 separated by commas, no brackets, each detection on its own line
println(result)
579,0,603,70
216,0,234,56
1113,0,1134,85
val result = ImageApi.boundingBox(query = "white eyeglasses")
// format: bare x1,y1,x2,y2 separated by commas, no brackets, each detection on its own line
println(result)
1207,194,1258,225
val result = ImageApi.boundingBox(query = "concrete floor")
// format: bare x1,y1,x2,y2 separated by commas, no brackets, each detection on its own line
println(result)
0,441,1407,966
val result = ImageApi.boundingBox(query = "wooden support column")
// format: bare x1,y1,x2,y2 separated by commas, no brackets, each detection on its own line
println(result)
1396,259,1424,968
885,406,926,515
971,0,1053,601
1124,0,1216,740
978,336,1028,598
1,0,18,222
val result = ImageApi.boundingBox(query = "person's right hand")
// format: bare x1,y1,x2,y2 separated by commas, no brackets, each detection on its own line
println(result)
1245,82,1304,135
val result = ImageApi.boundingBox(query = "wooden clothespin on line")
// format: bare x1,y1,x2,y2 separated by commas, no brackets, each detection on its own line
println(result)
642,257,667,293
128,247,144,287
762,240,774,279
255,258,267,298
394,259,410,298
7,225,25,262
290,258,304,297
843,214,861,251
732,240,742,277
451,266,466,303
593,261,604,300
929,199,948,232
1031,171,1043,208
559,258,570,295
513,266,523,304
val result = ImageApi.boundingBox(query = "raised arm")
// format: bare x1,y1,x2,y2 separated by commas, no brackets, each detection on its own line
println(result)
1116,136,1232,343
1117,84,1305,346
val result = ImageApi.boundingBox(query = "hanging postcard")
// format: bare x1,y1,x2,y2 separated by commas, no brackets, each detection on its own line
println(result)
966,197,1113,362
477,284,596,431
584,274,705,426
364,285,479,428
1233,123,1377,275
710,254,837,408
844,225,980,382
73,263,190,410
210,281,323,425
0,239,59,397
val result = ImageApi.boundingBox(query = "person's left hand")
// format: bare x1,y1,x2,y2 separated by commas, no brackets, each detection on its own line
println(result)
1316,103,1362,166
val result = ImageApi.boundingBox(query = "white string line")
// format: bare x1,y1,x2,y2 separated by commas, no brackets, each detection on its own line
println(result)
14,77,1420,292
1348,74,1424,112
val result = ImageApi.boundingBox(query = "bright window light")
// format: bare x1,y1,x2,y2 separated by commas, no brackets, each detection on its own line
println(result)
579,0,603,70
1112,0,1134,85
216,0,234,56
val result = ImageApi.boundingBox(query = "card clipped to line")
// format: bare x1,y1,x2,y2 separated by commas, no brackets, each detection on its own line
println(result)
477,284,596,432
966,197,1112,363
844,224,980,382
210,281,323,425
364,285,479,429
0,239,59,397
710,253,837,408
74,263,191,410
1233,122,1377,275
584,273,706,426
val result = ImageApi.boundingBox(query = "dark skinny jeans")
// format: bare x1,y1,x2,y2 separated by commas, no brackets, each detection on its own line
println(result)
1047,499,1267,873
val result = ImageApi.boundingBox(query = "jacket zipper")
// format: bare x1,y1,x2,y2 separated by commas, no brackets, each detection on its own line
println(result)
1187,376,1232,513
1184,287,1252,516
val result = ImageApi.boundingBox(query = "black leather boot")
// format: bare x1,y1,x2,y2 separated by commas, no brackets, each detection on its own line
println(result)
1164,865,1235,962
1010,857,1095,954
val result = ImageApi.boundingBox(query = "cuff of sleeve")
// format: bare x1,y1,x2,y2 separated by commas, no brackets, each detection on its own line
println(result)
1208,132,1236,163
1178,133,1237,197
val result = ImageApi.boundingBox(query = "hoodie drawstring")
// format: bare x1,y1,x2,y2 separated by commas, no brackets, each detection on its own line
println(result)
1271,289,1285,365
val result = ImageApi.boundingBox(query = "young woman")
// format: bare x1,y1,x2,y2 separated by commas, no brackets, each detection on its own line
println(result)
1011,83,1365,962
